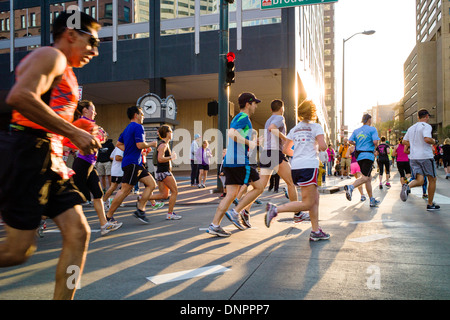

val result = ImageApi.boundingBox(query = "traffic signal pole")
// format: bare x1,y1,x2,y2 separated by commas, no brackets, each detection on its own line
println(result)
216,0,230,193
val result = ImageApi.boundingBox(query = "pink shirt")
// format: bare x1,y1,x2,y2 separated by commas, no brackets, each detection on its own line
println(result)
396,144,409,162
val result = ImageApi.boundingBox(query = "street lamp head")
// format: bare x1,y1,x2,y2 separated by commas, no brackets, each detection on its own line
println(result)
363,30,376,35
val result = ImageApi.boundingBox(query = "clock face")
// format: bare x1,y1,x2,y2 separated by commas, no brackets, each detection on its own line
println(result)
165,96,176,119
140,95,161,117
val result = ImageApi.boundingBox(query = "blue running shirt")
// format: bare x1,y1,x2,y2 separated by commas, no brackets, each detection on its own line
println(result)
224,112,252,167
118,122,145,168
349,125,379,161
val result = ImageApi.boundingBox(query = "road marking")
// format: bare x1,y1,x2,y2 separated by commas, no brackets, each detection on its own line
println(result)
410,188,450,204
146,265,231,284
348,219,395,224
349,234,391,243
44,229,101,233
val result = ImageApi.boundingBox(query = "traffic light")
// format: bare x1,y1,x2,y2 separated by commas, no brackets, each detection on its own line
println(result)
226,52,235,86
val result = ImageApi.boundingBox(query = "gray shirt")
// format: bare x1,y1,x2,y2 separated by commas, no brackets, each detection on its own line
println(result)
264,114,286,151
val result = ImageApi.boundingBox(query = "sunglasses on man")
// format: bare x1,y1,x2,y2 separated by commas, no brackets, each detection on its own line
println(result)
76,29,100,48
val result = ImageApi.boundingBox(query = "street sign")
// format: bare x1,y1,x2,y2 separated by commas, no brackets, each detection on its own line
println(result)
261,0,338,10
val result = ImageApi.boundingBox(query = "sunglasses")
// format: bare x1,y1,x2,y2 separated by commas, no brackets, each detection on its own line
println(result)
76,29,100,48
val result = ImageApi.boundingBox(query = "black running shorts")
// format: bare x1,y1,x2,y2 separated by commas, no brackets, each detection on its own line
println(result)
122,163,150,186
0,130,85,230
223,166,260,186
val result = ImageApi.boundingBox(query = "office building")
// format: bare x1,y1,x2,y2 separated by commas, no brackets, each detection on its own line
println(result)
0,0,332,171
403,0,450,139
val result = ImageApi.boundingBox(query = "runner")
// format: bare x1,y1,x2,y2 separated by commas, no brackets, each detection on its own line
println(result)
103,146,124,207
148,125,181,220
257,99,298,200
400,109,440,211
343,113,380,207
375,136,391,189
264,99,330,241
0,11,101,300
206,92,264,237
346,145,367,201
70,100,122,236
105,106,160,224
392,136,411,185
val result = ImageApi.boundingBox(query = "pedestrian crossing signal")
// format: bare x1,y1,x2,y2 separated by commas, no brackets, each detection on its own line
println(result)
226,52,235,86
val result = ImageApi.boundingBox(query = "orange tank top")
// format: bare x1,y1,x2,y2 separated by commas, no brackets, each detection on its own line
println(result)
11,66,79,130
11,65,79,179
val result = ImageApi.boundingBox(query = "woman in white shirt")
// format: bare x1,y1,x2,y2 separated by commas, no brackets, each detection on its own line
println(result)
265,100,330,241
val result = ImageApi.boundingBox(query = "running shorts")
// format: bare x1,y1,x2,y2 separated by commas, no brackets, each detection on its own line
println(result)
291,168,318,187
122,163,150,186
396,161,411,178
259,149,288,170
0,130,85,230
223,166,260,186
357,159,374,177
409,159,436,178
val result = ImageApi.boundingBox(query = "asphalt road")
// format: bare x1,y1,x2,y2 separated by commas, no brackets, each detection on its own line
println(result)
1,167,449,305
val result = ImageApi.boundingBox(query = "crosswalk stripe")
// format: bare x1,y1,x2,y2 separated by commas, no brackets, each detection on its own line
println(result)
146,265,231,284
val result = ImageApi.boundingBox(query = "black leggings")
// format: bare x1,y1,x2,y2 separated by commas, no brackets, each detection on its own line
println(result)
72,157,103,201
378,160,390,176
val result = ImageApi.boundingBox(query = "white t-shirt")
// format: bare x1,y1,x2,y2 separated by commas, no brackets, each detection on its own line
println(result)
286,121,324,169
110,147,124,177
403,121,433,159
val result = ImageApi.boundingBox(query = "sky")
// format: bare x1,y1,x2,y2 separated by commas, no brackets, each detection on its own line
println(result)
333,0,417,133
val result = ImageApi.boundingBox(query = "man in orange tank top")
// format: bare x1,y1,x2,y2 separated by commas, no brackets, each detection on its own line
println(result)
0,10,100,300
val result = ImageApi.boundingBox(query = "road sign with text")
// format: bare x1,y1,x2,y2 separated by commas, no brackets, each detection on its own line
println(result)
261,0,338,10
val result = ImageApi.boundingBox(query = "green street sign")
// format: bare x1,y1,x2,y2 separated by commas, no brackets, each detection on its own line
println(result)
261,0,338,10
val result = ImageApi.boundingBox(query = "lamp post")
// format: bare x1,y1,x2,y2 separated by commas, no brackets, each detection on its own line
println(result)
341,30,375,139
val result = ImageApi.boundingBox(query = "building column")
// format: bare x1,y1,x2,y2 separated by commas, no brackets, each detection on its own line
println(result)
148,0,165,97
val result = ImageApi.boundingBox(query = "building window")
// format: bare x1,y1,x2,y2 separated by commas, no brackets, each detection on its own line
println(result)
105,3,113,19
124,6,130,22
30,13,36,27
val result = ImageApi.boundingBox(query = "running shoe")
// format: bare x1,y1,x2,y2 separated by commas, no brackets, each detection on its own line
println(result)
379,184,383,190
239,210,251,228
360,195,366,201
233,198,239,206
225,209,245,230
166,212,182,220
254,198,262,205
385,182,391,188
309,228,330,241
264,203,278,228
293,211,310,223
426,203,440,211
370,198,380,207
422,194,428,199
206,224,231,237
101,221,123,236
151,202,165,210
344,185,354,201
133,209,149,224
400,183,410,202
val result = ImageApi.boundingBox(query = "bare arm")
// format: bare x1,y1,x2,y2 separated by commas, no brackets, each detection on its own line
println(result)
136,140,157,150
267,124,288,141
6,47,100,154
316,134,327,152
228,128,256,149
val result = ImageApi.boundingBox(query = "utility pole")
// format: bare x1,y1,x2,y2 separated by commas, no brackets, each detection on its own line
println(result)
216,0,230,192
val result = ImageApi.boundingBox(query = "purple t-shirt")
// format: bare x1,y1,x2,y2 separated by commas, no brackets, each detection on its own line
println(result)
77,116,97,165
